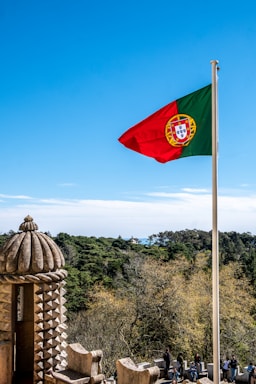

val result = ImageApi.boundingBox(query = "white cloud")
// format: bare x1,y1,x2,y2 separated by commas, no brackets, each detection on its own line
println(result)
182,187,210,193
0,191,255,237
0,194,32,200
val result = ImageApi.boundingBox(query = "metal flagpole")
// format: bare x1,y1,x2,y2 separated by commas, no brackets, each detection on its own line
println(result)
211,59,220,384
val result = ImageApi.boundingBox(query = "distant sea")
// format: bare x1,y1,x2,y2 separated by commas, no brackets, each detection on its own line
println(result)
139,238,149,245
125,237,150,245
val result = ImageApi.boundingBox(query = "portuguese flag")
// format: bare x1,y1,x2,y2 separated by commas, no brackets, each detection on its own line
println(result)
118,84,212,163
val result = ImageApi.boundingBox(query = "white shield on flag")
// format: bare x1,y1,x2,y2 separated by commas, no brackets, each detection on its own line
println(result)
175,121,188,140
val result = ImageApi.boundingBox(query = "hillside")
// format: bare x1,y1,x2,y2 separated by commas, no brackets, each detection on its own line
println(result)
1,229,256,377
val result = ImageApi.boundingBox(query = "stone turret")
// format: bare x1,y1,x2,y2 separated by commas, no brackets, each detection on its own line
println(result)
0,215,65,275
0,216,68,384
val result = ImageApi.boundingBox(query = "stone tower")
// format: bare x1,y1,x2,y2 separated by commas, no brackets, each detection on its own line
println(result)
0,215,68,384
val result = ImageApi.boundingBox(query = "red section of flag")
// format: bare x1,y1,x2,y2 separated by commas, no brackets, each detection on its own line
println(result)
118,100,182,163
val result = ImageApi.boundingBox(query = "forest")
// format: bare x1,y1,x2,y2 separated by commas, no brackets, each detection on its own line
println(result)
1,229,256,377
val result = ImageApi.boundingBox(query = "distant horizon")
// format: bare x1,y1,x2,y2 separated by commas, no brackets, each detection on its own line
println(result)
2,222,255,240
1,186,256,238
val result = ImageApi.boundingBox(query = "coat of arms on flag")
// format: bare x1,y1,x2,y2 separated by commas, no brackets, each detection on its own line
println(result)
165,113,196,147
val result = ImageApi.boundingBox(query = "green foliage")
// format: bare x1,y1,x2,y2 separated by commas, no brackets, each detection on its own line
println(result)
2,228,256,309
65,265,87,312
54,234,132,310
0,231,14,248
56,229,256,375
167,241,193,260
1,229,256,376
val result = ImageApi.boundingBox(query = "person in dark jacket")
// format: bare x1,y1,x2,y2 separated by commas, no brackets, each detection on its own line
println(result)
194,352,202,374
163,348,171,379
177,352,184,379
230,355,238,382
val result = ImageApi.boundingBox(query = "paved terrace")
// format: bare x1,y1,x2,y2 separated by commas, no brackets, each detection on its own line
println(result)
157,379,221,384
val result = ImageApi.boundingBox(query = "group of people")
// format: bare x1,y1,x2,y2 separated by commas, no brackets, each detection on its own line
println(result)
163,349,202,382
162,349,256,384
222,355,239,382
222,355,256,383
224,359,256,384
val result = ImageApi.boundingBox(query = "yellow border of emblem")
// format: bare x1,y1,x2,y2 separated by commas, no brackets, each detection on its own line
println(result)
165,113,196,147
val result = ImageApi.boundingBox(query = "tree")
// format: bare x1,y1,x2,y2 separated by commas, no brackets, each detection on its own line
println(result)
219,262,256,365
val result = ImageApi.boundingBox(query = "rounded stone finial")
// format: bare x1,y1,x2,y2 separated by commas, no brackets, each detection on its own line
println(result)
19,215,39,232
0,216,65,275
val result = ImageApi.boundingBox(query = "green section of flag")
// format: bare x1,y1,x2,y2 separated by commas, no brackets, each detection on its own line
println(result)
177,84,212,158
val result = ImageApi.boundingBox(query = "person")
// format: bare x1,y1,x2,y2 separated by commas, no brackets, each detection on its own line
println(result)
230,355,238,382
170,367,180,381
194,353,202,374
113,370,118,383
163,347,171,379
222,357,230,382
189,362,198,382
248,364,255,384
250,367,256,384
248,363,254,374
177,352,184,379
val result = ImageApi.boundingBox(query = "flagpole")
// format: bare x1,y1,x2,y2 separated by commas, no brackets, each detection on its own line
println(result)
211,59,220,384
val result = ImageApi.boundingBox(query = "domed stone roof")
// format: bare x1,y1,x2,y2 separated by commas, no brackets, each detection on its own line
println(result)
0,215,65,275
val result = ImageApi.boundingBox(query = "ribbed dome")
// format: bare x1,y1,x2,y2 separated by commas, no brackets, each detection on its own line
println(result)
0,215,65,275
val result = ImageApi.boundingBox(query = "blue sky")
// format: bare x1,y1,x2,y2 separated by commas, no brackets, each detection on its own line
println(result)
1,0,256,238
